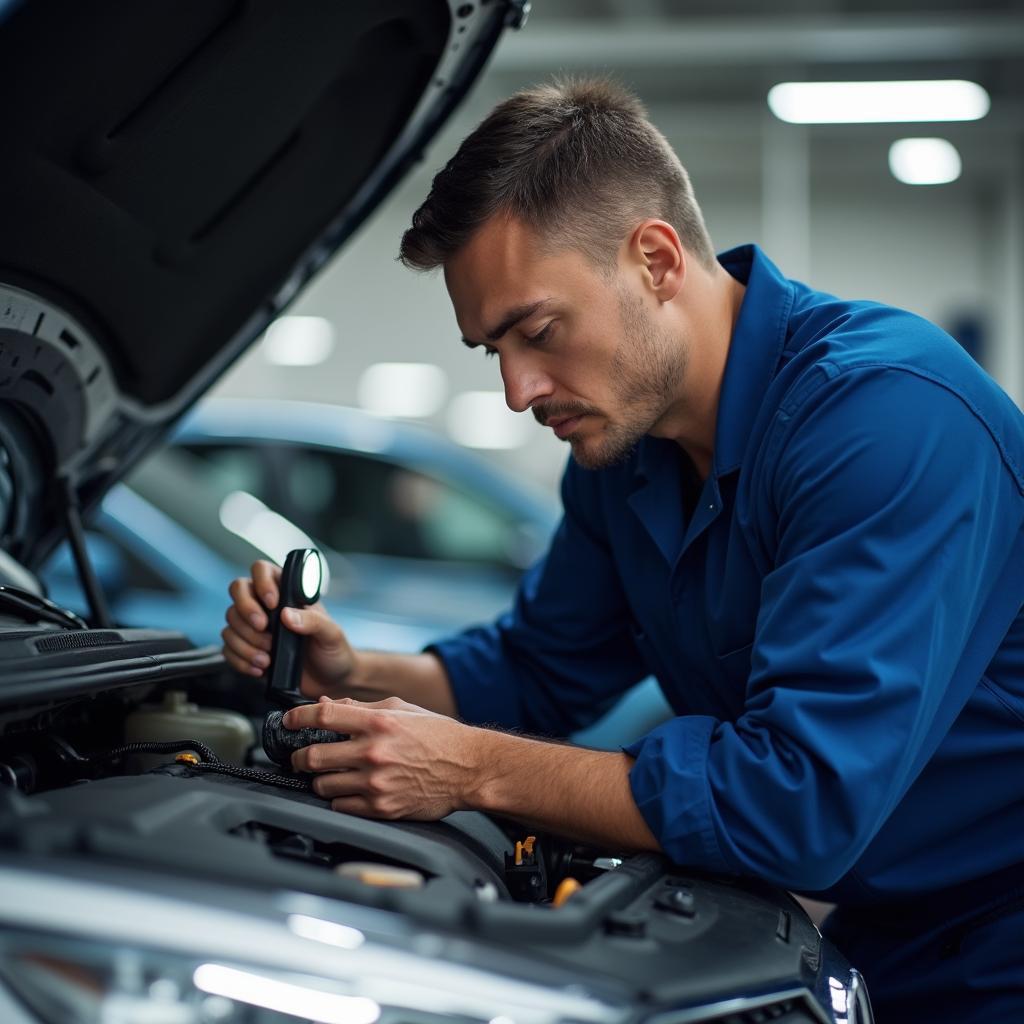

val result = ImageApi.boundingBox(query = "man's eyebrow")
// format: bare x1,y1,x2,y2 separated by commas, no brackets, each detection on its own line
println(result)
485,299,551,341
461,299,553,349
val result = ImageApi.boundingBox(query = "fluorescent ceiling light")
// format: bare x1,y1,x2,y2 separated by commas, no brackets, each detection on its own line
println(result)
888,137,962,185
357,362,448,418
768,80,990,124
193,964,380,1024
446,391,530,450
263,316,335,366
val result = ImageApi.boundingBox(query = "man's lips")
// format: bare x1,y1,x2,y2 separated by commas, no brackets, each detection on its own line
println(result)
548,414,584,439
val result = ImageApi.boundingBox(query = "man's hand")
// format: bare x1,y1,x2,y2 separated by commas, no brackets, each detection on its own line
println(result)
286,696,479,820
222,560,355,699
284,696,662,854
221,560,459,714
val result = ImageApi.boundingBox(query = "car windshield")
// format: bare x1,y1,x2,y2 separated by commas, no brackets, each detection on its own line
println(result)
176,440,539,571
125,447,317,572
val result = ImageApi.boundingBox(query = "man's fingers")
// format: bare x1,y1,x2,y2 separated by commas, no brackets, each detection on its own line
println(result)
325,790,405,820
279,604,328,635
338,695,409,711
308,771,399,819
312,770,368,800
279,604,350,660
250,560,282,612
220,623,270,672
329,796,378,818
225,605,271,651
291,739,365,775
227,577,268,630
283,698,379,734
222,645,264,678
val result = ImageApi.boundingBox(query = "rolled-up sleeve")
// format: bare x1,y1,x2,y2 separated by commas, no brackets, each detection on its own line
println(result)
431,464,650,736
626,365,1024,889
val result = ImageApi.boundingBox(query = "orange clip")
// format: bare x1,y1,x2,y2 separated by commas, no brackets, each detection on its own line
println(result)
514,835,537,866
552,877,582,908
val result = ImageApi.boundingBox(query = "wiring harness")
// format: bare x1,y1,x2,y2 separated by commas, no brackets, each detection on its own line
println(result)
93,739,315,793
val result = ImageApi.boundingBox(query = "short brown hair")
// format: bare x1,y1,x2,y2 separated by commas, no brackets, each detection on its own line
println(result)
399,77,715,273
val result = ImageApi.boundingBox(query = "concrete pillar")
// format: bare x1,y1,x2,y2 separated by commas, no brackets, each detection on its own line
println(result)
991,142,1023,408
761,114,812,283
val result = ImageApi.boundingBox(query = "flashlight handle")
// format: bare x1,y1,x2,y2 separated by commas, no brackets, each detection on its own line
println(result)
265,549,313,706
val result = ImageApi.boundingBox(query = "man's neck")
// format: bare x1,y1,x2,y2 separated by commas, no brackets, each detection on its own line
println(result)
656,264,746,480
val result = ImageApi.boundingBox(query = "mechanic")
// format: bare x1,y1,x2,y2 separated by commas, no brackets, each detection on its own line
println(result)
222,80,1024,1023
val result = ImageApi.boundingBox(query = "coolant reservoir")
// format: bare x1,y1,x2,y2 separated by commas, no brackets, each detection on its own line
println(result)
124,690,255,766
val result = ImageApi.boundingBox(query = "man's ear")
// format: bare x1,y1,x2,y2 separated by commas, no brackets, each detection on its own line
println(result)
627,220,685,302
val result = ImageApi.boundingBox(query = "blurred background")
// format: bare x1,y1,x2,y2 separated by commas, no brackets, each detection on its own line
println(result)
46,0,1024,744
212,0,1024,493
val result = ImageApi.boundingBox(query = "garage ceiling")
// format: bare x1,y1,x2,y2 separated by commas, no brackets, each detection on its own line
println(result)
489,0,1024,130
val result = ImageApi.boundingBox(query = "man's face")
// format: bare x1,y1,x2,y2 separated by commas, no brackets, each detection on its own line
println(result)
445,216,687,469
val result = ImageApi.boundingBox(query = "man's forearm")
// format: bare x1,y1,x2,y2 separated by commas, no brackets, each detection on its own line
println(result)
347,650,458,717
466,728,661,852
285,696,662,850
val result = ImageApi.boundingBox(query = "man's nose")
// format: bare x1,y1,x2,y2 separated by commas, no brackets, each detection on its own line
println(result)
501,355,553,413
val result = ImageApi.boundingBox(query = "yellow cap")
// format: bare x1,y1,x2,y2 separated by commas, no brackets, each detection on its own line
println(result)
552,878,582,908
335,862,425,888
175,752,200,765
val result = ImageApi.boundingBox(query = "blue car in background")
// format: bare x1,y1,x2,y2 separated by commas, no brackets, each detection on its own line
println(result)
44,398,671,747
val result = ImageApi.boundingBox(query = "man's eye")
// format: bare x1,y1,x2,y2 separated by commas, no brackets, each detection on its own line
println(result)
529,323,553,345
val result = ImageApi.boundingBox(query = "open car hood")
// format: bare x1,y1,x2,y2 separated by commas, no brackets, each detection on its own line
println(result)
0,0,524,570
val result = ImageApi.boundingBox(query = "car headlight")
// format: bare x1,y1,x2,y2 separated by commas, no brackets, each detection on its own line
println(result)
0,868,625,1024
0,929,381,1024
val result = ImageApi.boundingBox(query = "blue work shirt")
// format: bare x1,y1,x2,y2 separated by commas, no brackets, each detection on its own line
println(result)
433,244,1024,904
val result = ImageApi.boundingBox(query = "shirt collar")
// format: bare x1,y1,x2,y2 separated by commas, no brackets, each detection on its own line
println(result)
630,243,790,483
624,246,792,564
632,244,793,485
710,244,794,476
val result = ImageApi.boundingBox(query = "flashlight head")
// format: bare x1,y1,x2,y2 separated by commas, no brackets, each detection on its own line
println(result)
299,548,323,604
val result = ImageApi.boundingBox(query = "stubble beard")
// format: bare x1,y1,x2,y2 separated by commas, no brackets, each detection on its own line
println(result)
568,287,687,470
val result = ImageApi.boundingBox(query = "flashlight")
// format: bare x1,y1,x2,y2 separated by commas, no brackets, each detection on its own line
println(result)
265,547,323,707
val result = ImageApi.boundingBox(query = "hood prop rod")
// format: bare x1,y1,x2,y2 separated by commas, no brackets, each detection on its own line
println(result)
59,476,112,629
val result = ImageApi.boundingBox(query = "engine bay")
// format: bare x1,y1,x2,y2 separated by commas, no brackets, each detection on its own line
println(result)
0,635,853,1024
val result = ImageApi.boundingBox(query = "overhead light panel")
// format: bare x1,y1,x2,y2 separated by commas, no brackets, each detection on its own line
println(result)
446,391,530,450
888,137,962,185
262,316,335,366
768,80,990,124
357,362,448,418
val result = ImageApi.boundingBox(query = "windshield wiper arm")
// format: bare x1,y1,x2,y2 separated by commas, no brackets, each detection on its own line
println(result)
0,586,88,630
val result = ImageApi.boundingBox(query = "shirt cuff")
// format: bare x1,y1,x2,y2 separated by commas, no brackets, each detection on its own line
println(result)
625,715,734,873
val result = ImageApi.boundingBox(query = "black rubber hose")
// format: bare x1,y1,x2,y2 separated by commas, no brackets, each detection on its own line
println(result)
93,739,314,793
185,760,314,793
95,738,221,764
